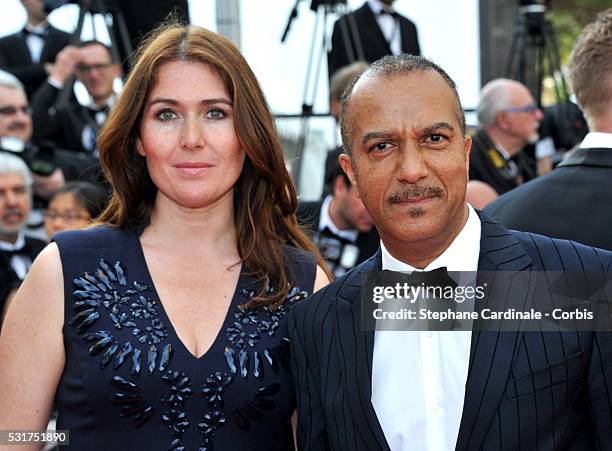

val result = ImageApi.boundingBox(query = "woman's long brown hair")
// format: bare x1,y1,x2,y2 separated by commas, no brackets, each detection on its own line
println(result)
97,23,329,307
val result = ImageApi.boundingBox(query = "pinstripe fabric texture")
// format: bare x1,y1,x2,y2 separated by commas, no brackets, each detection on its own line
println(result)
289,213,612,450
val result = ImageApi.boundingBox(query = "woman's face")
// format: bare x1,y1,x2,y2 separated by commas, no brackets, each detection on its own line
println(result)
137,60,245,212
44,192,91,239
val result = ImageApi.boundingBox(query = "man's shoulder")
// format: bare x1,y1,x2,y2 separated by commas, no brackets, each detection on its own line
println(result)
484,169,555,212
298,199,322,214
297,200,323,228
508,227,612,271
24,235,47,255
0,32,22,46
336,2,371,24
46,25,72,45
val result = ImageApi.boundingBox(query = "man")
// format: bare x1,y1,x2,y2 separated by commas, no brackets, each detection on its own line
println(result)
0,70,100,235
470,78,544,194
0,0,71,99
299,148,378,277
485,9,612,251
289,54,612,450
299,61,378,277
30,40,121,155
0,152,45,322
327,0,419,80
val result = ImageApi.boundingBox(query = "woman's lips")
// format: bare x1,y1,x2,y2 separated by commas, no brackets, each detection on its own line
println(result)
174,162,213,175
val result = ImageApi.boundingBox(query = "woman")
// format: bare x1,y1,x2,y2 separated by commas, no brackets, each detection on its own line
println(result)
43,181,108,239
0,23,329,450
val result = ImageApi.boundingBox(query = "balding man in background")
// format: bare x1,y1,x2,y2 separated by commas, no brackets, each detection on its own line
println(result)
485,9,612,251
470,79,544,194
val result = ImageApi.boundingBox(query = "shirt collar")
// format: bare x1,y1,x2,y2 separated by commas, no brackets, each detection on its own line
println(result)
24,23,48,34
381,204,481,272
579,132,612,149
91,93,117,111
0,230,26,252
495,144,511,160
318,195,359,242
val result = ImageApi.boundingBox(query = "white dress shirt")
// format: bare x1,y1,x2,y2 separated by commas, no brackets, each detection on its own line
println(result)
24,23,47,64
372,205,481,451
367,0,402,56
579,132,612,149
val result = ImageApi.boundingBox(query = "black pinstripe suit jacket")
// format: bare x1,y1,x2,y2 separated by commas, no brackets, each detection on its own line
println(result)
289,214,612,450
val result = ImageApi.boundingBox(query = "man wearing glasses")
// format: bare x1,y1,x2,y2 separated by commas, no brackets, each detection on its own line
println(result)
485,9,612,252
469,78,544,195
0,70,100,237
30,40,121,156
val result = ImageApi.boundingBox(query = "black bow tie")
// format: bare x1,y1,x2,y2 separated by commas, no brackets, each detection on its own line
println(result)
378,8,398,17
398,267,457,288
22,28,47,39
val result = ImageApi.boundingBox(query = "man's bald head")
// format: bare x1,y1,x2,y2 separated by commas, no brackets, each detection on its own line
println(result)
339,54,465,154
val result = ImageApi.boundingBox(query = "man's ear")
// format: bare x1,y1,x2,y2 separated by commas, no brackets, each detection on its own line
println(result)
338,153,359,198
496,110,509,131
464,134,472,174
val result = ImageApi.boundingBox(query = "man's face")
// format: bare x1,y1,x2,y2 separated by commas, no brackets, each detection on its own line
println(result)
0,172,31,239
339,71,471,248
500,84,544,147
0,86,32,143
334,178,375,232
21,0,46,23
75,44,119,104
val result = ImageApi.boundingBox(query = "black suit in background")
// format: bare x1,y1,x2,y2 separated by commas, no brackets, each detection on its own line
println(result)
30,81,104,155
0,236,46,321
469,129,535,195
289,214,612,450
297,200,379,277
0,26,71,99
327,2,420,79
485,146,612,252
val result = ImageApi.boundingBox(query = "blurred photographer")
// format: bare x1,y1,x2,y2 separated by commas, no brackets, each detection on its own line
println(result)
0,69,100,236
0,152,45,325
31,40,121,155
0,0,71,99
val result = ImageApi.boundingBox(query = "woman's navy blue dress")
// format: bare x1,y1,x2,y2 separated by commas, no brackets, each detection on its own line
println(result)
53,226,316,450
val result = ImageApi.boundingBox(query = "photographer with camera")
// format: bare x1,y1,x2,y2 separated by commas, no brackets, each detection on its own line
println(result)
0,0,71,100
0,70,101,235
30,40,121,156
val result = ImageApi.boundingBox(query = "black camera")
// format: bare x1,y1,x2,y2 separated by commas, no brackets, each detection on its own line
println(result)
0,137,58,176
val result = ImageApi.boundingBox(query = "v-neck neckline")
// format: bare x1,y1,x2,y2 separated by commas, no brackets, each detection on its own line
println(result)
131,229,244,360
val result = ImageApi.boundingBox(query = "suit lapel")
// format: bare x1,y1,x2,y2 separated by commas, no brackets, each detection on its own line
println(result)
40,27,60,64
359,3,393,55
336,250,390,451
15,33,33,65
455,215,534,450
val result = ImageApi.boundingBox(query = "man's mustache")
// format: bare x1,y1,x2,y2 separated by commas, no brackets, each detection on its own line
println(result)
8,122,28,131
2,208,24,221
387,185,444,203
